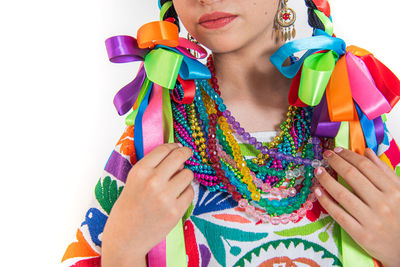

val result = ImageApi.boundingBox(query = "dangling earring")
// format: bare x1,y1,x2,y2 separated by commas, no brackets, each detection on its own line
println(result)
275,0,296,41
187,32,200,58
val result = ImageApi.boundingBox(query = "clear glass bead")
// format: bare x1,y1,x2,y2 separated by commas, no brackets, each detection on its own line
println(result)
288,187,297,197
321,159,329,167
299,165,305,173
292,168,301,177
286,170,294,179
311,159,321,168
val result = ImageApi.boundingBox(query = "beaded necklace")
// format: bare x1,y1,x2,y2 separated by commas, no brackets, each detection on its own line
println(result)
172,54,334,225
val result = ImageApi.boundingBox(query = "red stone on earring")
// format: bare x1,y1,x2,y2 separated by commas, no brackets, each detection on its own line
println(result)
282,13,291,20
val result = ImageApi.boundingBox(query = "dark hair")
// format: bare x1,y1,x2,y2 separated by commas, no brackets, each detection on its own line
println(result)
159,0,181,32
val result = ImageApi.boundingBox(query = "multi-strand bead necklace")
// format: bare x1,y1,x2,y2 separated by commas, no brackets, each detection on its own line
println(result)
171,54,334,225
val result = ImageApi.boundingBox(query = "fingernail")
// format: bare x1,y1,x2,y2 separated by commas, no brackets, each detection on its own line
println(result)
333,147,343,153
315,188,322,197
177,143,183,148
323,150,333,158
314,167,322,176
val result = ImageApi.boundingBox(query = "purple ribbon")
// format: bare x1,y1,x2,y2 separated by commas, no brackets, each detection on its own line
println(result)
373,115,384,145
105,36,150,115
311,92,341,137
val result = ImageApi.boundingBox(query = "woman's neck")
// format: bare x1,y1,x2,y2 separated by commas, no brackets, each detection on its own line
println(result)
211,30,293,132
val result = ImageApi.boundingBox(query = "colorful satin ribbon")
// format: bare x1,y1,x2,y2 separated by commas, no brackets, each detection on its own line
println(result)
271,32,400,266
105,20,211,267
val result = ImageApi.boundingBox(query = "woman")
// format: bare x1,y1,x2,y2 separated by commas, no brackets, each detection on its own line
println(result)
61,0,400,266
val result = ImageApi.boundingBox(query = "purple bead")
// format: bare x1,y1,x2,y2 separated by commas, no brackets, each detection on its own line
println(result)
276,152,284,159
255,142,262,150
227,116,235,124
249,137,257,145
269,150,277,157
232,121,240,129
237,127,245,135
261,146,269,154
312,136,321,145
303,158,312,165
242,132,250,140
294,157,302,164
284,154,294,161
223,110,231,117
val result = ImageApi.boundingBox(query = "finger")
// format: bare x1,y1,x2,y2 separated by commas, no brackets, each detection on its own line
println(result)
323,149,383,205
176,183,194,214
332,147,392,192
155,146,193,181
314,186,364,239
167,168,194,198
137,143,182,169
315,166,371,223
364,148,400,185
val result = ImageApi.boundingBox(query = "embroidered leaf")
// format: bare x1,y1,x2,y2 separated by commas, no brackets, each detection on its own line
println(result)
192,184,236,215
183,202,194,222
332,221,341,254
234,238,341,267
191,216,268,267
230,246,241,256
212,213,251,224
274,216,333,237
318,231,329,242
95,176,124,214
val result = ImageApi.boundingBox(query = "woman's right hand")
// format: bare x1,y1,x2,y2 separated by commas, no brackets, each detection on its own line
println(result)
101,143,195,267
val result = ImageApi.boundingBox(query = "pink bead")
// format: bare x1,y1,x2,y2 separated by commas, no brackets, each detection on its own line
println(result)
254,211,262,221
261,214,270,223
245,205,255,215
238,199,248,208
280,188,289,198
254,178,263,187
288,187,297,197
271,216,280,225
304,200,313,211
270,188,280,196
280,214,290,224
289,212,299,222
262,183,271,192
297,207,307,217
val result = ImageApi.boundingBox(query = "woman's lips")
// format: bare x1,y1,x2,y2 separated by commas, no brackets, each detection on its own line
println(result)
199,15,238,29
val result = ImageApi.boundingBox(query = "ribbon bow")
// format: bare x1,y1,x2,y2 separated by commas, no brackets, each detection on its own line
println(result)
105,20,212,267
105,20,211,118
271,28,400,267
271,33,400,155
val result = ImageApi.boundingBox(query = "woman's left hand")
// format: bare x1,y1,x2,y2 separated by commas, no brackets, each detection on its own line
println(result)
314,147,400,267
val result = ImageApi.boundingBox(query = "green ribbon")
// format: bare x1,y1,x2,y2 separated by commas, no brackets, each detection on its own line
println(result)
299,50,338,106
159,1,173,21
314,10,334,36
162,87,188,267
335,121,374,267
125,48,183,125
144,48,183,89
125,77,152,125
381,113,387,123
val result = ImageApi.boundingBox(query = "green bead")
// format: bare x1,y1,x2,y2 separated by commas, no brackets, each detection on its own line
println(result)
304,171,313,179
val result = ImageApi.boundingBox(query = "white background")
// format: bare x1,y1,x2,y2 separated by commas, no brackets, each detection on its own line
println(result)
1,0,399,266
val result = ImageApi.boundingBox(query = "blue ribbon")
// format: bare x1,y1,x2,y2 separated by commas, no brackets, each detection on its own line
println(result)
355,101,378,153
134,82,153,160
155,45,211,80
270,35,346,78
